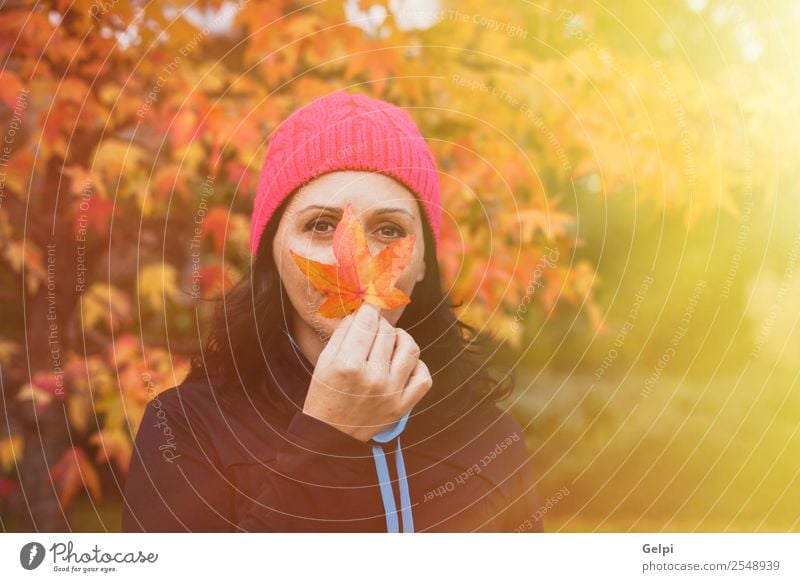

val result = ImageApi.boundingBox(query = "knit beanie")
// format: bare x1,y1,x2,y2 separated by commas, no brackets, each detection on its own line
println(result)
249,90,442,256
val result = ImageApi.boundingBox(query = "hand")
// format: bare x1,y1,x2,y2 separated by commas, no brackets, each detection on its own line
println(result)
302,303,433,443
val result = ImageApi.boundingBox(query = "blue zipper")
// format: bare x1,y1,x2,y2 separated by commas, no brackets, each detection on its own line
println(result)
283,327,415,532
371,410,414,533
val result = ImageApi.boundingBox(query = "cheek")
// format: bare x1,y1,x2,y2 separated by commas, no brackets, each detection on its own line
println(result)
282,262,324,312
277,254,343,334
395,272,416,297
275,237,424,331
383,250,424,326
396,247,425,293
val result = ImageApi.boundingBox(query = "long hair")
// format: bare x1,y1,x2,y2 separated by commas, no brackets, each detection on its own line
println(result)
184,193,516,429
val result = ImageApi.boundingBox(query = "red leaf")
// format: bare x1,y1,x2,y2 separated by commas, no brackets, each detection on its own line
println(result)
289,203,415,318
71,196,114,239
0,476,20,500
49,446,102,510
30,371,65,399
196,264,234,297
200,207,230,254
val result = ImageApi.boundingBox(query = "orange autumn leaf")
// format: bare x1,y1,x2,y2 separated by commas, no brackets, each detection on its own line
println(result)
0,475,19,500
289,203,416,318
89,429,133,477
49,446,102,510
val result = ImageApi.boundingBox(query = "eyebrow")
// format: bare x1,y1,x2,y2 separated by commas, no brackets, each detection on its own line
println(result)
299,205,414,219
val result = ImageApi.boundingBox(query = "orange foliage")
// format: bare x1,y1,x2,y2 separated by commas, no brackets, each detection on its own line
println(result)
290,203,415,318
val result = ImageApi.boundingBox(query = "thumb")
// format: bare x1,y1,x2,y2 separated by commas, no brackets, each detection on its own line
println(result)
400,359,433,410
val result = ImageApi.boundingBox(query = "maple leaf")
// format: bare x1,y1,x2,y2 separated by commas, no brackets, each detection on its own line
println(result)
200,207,230,254
81,283,132,331
89,429,132,476
0,476,19,500
49,446,102,509
289,203,416,318
0,434,24,473
195,264,235,298
138,263,181,311
0,339,19,366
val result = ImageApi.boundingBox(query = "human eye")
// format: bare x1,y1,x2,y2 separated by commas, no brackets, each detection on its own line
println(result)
375,223,407,239
304,216,336,235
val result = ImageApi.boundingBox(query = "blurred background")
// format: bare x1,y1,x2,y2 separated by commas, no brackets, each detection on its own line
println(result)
1,0,798,532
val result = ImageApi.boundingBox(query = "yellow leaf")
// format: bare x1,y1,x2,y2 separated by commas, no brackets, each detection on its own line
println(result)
138,263,181,311
89,429,132,476
3,240,46,295
0,339,19,366
67,394,90,435
62,165,107,199
0,435,24,473
16,382,53,408
80,283,132,331
91,139,148,183
95,388,127,431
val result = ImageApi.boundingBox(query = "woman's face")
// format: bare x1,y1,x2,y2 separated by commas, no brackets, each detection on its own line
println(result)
272,170,427,341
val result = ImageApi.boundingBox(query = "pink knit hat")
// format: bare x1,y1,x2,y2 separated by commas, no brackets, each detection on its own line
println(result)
249,90,441,255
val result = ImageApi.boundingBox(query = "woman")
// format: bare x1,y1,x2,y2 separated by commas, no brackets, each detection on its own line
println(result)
121,90,544,533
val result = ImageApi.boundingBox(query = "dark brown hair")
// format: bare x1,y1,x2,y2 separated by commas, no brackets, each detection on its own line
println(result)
185,193,516,429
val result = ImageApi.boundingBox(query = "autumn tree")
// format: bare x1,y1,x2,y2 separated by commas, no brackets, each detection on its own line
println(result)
0,0,788,531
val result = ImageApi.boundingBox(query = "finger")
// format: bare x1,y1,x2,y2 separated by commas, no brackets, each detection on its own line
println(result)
400,359,433,410
337,302,380,363
366,317,396,370
388,329,420,394
325,312,356,356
